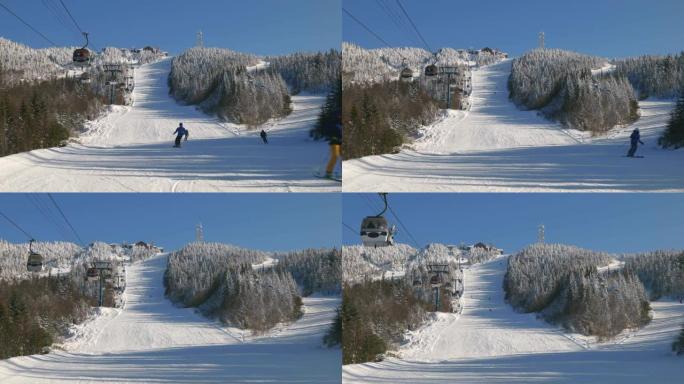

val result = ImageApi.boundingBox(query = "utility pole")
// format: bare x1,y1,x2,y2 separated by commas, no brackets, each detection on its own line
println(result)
196,223,204,243
196,31,204,48
103,64,122,105
92,260,112,307
434,66,460,110
539,31,545,49
427,264,449,311
538,224,545,244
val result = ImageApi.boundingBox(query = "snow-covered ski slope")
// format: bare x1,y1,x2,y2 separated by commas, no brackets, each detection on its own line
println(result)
0,254,341,383
343,59,684,192
343,256,684,383
0,59,339,192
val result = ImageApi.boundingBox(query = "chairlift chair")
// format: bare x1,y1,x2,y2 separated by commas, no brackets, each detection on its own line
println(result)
425,64,439,77
80,72,91,84
430,274,441,288
412,278,422,287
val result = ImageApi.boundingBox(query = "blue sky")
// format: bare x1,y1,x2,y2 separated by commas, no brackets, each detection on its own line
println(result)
0,194,340,252
0,0,340,55
343,0,684,58
343,194,684,254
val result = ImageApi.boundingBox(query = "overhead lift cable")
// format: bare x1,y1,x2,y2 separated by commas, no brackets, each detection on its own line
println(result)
0,209,35,240
47,193,85,246
343,8,395,51
373,0,419,48
41,0,80,41
343,7,407,61
0,1,58,46
58,0,83,33
25,194,75,242
384,198,421,249
395,0,433,53
343,222,358,236
58,0,99,52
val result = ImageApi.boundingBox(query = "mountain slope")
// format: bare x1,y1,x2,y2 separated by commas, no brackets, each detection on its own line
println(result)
343,256,684,383
0,253,341,383
343,60,684,192
0,59,338,192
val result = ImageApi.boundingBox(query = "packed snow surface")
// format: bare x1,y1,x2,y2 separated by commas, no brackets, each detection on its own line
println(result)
343,59,684,192
0,253,341,383
0,59,338,192
343,256,684,383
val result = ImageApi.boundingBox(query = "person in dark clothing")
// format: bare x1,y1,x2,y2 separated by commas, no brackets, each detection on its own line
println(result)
260,129,268,144
325,122,342,178
627,128,644,157
173,123,188,147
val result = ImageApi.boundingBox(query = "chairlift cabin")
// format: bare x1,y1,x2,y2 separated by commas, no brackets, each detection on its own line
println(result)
400,67,413,81
27,253,43,272
425,64,439,77
86,267,99,282
73,48,91,64
360,216,394,247
360,193,395,247
26,252,43,273
73,33,92,65
26,240,43,272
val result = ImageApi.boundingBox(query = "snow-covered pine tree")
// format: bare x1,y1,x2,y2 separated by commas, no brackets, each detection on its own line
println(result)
505,243,653,339
673,324,684,355
659,93,684,149
311,76,341,141
509,49,638,132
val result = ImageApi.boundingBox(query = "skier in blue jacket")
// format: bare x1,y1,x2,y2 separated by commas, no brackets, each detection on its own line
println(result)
627,128,644,157
173,123,189,147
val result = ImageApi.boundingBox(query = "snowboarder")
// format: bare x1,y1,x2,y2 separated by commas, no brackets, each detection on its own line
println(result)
627,128,644,157
260,129,268,144
173,123,188,148
324,121,342,179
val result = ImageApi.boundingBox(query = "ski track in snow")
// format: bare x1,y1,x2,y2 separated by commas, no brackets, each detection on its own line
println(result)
343,59,684,192
0,254,341,383
343,256,684,383
0,59,339,192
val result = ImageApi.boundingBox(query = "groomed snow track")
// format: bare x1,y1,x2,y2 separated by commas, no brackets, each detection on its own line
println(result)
0,254,341,383
343,59,684,192
0,59,339,192
343,256,684,383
